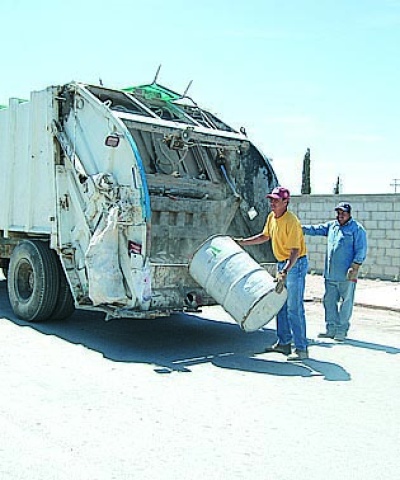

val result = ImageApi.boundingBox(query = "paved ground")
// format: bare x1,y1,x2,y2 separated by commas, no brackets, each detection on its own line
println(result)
0,272,399,480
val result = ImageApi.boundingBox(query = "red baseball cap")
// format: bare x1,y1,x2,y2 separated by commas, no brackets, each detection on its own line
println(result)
266,186,290,200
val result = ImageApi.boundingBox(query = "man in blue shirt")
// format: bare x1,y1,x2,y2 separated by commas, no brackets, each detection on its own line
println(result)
303,202,367,341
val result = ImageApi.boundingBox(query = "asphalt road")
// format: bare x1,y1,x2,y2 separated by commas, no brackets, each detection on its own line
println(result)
0,276,399,480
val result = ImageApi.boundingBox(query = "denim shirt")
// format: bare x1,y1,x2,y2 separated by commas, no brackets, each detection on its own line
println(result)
303,217,367,281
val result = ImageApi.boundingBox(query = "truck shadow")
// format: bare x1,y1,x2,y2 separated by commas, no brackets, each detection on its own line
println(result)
0,281,348,380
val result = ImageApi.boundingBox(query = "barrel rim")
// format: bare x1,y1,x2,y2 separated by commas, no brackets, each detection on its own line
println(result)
240,284,287,331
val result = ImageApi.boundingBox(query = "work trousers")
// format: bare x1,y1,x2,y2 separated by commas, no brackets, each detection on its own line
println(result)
276,256,308,351
323,279,356,335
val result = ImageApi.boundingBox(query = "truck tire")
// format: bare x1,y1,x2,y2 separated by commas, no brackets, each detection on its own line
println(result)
8,240,60,322
50,252,75,320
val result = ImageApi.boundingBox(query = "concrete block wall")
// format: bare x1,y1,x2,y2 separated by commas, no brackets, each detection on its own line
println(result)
289,194,400,282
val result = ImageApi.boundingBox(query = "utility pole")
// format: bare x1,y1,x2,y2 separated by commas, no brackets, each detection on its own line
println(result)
390,179,400,193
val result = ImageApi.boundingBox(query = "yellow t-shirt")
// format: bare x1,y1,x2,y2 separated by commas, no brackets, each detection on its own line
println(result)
262,210,307,261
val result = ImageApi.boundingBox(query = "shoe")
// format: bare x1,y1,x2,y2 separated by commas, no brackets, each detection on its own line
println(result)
264,342,292,356
287,349,309,361
334,333,347,342
317,332,335,339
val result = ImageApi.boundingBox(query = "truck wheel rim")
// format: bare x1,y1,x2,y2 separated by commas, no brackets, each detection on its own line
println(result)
16,260,34,300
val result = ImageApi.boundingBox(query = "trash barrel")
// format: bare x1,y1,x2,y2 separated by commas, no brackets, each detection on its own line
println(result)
188,235,287,332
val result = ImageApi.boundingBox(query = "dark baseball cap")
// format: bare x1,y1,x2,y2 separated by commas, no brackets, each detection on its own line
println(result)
335,202,351,213
266,186,290,200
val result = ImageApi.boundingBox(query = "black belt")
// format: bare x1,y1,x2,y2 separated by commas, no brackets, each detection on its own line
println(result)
282,255,306,262
298,255,307,259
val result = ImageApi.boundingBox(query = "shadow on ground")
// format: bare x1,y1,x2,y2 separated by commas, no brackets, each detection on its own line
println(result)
309,336,400,355
0,281,352,380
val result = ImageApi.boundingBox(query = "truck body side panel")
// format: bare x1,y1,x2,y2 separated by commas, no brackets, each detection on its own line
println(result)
0,91,56,235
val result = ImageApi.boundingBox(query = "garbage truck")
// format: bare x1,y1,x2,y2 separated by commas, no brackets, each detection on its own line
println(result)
0,80,278,322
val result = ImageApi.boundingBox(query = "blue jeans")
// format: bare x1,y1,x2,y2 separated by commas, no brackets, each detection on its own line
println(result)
323,280,356,335
276,256,308,351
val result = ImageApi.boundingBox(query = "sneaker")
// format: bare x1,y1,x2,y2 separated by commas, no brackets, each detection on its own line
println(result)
317,332,335,339
263,342,292,356
334,333,347,342
287,349,309,361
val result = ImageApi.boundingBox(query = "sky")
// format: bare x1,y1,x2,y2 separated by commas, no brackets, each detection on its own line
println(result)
1,0,399,194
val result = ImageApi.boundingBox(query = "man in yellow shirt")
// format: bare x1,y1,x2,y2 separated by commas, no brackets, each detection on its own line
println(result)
236,187,309,361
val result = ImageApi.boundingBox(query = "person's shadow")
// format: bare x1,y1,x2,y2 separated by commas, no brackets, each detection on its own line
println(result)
0,280,349,380
308,335,400,355
211,354,351,381
344,338,400,354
